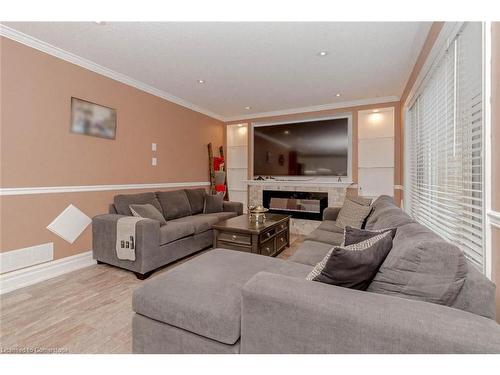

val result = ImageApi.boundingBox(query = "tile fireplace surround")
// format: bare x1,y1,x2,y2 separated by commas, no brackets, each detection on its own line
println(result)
247,179,355,235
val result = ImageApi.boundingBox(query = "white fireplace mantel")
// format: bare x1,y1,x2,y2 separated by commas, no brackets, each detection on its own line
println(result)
246,179,356,189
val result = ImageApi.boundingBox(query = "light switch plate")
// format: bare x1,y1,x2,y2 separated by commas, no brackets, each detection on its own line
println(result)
152,143,157,151
152,157,157,166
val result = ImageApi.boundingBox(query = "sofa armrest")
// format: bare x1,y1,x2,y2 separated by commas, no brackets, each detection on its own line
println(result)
241,272,500,354
92,214,160,273
322,206,341,221
223,201,244,215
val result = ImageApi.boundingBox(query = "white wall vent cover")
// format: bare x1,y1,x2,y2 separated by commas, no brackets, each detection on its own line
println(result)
0,243,54,274
47,204,91,243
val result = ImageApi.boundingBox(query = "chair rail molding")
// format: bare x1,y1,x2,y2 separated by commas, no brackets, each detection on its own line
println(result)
0,181,210,196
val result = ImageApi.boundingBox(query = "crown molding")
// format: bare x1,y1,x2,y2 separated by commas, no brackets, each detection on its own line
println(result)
223,96,400,123
0,25,225,121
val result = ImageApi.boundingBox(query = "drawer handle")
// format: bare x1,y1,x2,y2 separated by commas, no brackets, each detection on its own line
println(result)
267,232,271,238
265,247,270,251
280,238,285,242
232,235,237,240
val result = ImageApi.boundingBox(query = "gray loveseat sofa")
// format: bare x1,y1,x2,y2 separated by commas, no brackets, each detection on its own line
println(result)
132,195,500,353
92,188,243,279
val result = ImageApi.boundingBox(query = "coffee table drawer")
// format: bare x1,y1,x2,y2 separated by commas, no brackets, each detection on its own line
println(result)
276,221,288,233
218,232,252,245
260,229,276,244
217,241,252,253
276,230,288,250
260,238,276,256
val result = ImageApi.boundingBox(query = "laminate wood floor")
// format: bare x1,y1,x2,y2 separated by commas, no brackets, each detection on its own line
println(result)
0,235,304,354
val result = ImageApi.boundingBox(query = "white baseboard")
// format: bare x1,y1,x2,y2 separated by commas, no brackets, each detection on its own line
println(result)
0,251,96,295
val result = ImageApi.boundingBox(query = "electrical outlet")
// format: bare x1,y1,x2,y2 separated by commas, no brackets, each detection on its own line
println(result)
152,143,157,151
152,157,157,166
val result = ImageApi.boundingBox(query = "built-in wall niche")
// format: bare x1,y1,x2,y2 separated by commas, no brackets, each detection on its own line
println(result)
226,124,248,211
357,107,395,197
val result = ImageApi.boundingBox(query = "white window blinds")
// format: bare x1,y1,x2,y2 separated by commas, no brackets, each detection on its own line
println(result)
406,22,484,270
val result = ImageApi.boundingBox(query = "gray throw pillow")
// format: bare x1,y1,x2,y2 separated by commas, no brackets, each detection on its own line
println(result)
335,198,372,229
308,231,393,290
204,193,224,214
343,226,397,246
347,195,372,206
129,204,167,225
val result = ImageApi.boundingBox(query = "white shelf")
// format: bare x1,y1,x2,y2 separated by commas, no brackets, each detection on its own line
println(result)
246,179,355,188
227,124,248,204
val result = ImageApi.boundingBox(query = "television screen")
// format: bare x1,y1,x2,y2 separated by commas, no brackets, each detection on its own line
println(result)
253,117,349,177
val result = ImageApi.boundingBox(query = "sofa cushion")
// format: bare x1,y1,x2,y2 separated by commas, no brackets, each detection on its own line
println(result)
369,208,415,230
364,195,397,229
132,249,313,345
335,198,372,229
305,228,343,246
159,221,195,245
199,212,238,222
289,240,333,266
450,262,496,319
114,192,163,216
317,220,344,233
170,214,219,234
346,195,373,206
204,193,224,214
157,190,192,220
185,188,207,215
130,203,167,225
368,223,468,306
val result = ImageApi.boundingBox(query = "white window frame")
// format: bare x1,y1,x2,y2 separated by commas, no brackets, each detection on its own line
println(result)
403,22,491,277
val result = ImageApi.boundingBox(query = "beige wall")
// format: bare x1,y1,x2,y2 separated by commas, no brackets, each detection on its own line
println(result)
226,101,401,203
0,37,224,259
491,22,500,321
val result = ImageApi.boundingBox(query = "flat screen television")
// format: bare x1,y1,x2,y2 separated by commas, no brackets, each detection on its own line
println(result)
253,117,349,177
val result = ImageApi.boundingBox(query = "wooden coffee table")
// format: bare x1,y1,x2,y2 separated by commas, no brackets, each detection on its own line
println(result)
212,213,291,257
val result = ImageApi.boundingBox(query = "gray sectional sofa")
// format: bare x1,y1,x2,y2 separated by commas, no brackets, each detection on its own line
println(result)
132,195,500,353
92,188,243,279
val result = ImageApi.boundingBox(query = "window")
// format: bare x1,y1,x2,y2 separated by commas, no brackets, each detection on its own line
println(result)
406,22,484,270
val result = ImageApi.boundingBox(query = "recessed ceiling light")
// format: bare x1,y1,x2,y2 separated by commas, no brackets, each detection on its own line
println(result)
373,109,380,113
244,106,251,110
197,79,205,84
335,93,341,97
318,51,328,57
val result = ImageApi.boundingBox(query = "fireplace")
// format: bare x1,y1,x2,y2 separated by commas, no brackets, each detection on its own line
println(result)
262,190,328,221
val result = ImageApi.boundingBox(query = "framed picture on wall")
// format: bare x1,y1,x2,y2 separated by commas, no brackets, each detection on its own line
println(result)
70,97,117,140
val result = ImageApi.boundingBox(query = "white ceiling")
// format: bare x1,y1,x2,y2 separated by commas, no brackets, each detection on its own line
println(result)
1,22,432,121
